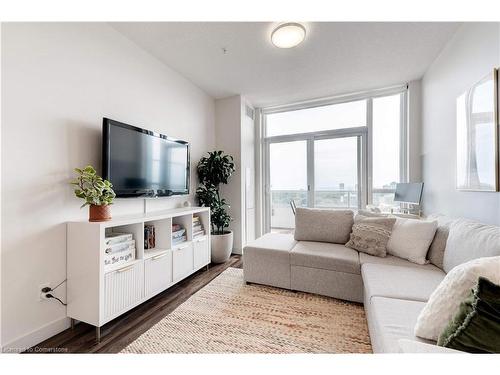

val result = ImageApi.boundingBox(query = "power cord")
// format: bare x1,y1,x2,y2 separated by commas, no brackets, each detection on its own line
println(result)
50,278,67,292
45,294,67,306
41,279,68,306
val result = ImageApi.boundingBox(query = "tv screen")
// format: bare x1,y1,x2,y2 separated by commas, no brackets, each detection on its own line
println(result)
102,118,189,197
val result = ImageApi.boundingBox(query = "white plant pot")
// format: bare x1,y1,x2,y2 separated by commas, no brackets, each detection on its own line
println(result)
211,231,233,263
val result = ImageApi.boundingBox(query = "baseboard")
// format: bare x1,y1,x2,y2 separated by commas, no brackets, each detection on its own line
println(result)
1,317,70,353
231,248,242,255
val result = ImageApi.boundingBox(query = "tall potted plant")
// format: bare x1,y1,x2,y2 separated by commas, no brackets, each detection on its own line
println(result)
71,165,116,222
196,150,235,263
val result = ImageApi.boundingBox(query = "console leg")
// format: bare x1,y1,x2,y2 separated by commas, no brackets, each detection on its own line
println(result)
96,326,101,344
70,318,75,330
205,264,209,271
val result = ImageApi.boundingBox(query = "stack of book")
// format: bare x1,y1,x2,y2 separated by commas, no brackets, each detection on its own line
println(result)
193,216,206,239
103,232,135,270
172,223,187,246
144,224,156,250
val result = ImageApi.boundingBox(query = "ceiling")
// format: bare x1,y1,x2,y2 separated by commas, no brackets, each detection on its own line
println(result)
111,22,460,107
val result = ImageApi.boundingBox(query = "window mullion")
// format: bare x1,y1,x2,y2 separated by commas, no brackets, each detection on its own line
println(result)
307,137,315,208
400,91,408,183
366,98,373,205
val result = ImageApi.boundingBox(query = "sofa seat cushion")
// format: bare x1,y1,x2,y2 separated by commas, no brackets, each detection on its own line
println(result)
398,339,463,353
368,296,433,353
243,233,296,289
290,241,361,274
359,252,442,270
362,263,445,303
244,233,296,257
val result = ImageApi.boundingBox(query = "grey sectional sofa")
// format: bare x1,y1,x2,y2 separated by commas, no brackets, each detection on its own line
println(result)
243,214,500,353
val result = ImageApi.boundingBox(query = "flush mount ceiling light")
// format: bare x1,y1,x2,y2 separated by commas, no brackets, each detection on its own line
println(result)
271,23,306,48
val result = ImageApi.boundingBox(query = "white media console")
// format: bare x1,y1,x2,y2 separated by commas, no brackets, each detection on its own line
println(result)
66,206,210,342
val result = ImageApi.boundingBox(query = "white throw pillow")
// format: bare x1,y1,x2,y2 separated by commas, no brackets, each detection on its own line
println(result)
387,218,438,264
414,256,500,341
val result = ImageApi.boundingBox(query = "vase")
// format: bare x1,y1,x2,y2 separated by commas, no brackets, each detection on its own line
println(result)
89,204,112,222
211,230,233,263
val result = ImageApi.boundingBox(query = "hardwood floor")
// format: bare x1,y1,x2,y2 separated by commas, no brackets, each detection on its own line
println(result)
28,255,242,354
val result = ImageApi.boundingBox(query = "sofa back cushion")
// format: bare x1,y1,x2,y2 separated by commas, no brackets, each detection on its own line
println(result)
443,218,500,273
294,208,354,244
427,225,450,270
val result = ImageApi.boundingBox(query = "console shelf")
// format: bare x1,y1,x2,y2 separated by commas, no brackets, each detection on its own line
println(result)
67,206,210,342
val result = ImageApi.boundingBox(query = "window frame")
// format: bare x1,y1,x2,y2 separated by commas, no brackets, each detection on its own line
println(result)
260,85,408,232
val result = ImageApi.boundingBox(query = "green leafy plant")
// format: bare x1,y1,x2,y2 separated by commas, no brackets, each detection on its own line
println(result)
71,165,116,208
196,151,235,235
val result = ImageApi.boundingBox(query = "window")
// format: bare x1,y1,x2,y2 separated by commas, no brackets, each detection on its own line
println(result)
268,141,308,229
372,94,402,206
314,137,359,208
266,100,366,137
262,88,407,231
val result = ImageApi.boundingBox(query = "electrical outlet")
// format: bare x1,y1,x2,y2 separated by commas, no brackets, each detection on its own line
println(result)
38,283,51,301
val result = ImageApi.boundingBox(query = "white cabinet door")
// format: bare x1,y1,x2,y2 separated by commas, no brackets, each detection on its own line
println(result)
104,261,143,320
193,237,209,270
144,251,172,298
172,243,194,282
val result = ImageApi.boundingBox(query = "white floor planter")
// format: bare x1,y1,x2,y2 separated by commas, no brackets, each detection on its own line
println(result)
211,231,234,263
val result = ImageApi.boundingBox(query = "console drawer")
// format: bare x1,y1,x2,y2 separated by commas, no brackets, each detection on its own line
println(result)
104,261,143,320
172,243,194,282
193,236,210,269
144,251,172,298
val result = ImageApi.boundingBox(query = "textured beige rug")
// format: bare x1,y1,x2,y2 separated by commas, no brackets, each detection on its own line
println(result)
122,268,372,353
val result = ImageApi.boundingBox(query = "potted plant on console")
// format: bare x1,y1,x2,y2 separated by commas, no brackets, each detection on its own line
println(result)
71,165,116,222
196,151,235,263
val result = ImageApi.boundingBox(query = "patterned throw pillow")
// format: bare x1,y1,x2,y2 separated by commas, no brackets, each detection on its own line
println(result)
345,215,396,257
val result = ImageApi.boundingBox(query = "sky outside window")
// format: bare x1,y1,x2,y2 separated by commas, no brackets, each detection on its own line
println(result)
266,100,366,137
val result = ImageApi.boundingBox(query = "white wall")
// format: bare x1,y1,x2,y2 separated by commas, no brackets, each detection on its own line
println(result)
0,23,3,350
241,100,256,244
408,80,422,182
214,96,243,252
421,22,500,225
1,23,215,350
214,96,255,253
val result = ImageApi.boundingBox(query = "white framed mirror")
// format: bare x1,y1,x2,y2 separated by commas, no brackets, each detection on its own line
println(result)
456,68,499,192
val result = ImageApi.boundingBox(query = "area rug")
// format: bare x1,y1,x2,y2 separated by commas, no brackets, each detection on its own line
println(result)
121,268,372,353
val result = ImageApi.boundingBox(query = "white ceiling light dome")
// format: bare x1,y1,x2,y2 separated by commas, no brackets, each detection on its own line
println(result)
271,23,306,48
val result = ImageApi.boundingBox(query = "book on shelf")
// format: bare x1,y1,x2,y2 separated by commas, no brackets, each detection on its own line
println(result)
172,235,187,245
144,224,156,250
172,223,182,232
105,239,135,254
172,228,186,238
104,241,135,269
104,232,133,246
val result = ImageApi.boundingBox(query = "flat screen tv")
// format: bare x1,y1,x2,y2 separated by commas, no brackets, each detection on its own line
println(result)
102,118,190,198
